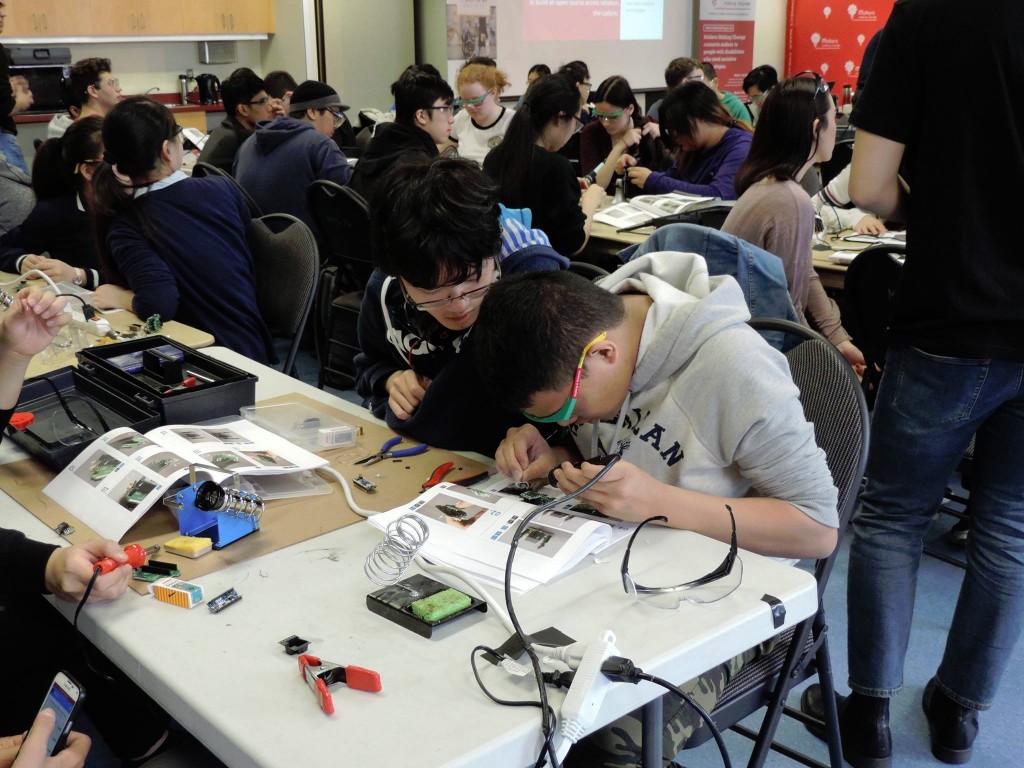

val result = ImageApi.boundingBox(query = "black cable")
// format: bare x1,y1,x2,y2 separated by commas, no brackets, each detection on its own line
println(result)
55,292,89,312
72,567,116,683
501,455,622,768
636,671,733,768
39,374,110,434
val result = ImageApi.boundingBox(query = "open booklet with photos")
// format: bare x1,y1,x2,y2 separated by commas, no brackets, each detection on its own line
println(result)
367,474,636,594
594,192,716,229
43,419,329,542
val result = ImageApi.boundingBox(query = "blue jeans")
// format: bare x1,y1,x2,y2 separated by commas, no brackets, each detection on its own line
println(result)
847,345,1024,709
0,133,29,175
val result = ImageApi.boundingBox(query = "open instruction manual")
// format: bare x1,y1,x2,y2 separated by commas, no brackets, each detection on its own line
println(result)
594,192,716,229
44,419,329,542
367,476,635,594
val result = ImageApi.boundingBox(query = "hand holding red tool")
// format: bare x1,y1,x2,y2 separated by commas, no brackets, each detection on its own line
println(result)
94,544,160,575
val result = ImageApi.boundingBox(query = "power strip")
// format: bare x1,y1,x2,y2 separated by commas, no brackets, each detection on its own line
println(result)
69,309,112,337
557,629,620,756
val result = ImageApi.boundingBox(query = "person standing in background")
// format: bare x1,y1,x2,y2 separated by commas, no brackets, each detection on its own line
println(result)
800,2,1024,766
0,1,33,175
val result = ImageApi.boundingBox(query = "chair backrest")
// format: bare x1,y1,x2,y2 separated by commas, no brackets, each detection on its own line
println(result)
247,213,319,375
567,261,610,282
840,243,905,407
306,179,373,292
192,161,265,219
748,318,870,592
818,138,855,188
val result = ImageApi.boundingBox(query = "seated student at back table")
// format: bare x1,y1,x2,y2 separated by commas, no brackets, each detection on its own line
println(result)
483,73,606,257
0,116,104,289
197,68,276,173
91,97,275,364
474,258,838,766
354,155,567,454
233,79,353,245
348,67,454,203
624,81,752,200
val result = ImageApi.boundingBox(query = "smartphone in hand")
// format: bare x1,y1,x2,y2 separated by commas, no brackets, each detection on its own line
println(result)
35,671,85,755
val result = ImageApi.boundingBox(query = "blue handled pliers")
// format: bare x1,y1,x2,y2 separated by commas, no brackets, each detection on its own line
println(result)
354,436,428,466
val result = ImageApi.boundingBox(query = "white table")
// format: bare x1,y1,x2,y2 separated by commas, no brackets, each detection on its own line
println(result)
0,348,818,768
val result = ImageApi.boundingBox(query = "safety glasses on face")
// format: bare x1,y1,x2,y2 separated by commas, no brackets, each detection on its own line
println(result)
525,331,607,423
326,107,347,127
423,104,453,115
455,92,490,108
621,505,742,609
792,70,830,99
402,259,501,311
591,106,626,122
683,72,705,83
248,96,271,107
572,114,585,134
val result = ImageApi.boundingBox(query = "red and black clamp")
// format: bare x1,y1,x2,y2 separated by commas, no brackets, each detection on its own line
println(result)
298,654,381,715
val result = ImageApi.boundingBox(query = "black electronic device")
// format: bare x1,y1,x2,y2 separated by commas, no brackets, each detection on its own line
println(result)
30,671,84,756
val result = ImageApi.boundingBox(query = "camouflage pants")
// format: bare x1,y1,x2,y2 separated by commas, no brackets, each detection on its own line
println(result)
573,644,766,767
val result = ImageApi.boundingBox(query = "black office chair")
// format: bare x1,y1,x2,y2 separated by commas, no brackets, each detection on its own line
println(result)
192,161,265,219
306,180,373,390
818,138,855,189
247,213,319,377
666,318,870,768
567,261,610,282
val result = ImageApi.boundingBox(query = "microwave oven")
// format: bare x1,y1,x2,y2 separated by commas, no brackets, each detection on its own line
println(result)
8,46,72,114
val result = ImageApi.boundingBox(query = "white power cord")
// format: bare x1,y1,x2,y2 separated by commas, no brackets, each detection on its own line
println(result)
315,465,515,634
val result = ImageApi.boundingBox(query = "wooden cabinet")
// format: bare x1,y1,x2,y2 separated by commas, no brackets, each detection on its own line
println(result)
180,0,275,35
90,1,184,36
4,0,92,37
4,0,271,37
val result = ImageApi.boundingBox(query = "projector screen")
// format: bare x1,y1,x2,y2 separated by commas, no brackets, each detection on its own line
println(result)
443,1,696,94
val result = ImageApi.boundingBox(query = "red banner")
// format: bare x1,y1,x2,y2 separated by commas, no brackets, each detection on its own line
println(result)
785,0,892,103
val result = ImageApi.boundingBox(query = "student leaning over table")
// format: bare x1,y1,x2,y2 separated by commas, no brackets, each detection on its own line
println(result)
89,97,275,365
0,116,105,290
0,286,201,768
474,257,838,767
354,155,567,455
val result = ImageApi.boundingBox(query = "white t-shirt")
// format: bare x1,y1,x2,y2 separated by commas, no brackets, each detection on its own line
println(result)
451,107,515,166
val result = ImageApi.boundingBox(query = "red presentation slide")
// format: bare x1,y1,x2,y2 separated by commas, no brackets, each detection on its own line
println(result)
522,0,620,42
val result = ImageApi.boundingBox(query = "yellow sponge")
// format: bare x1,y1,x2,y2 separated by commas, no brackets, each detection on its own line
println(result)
163,536,213,558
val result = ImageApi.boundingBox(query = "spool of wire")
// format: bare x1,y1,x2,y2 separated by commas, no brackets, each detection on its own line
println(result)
364,514,429,587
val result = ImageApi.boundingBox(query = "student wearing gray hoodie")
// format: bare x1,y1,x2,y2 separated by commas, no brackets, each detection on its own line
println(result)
475,251,838,765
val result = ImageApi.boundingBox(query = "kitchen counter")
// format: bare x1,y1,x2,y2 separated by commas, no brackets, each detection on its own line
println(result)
14,92,225,125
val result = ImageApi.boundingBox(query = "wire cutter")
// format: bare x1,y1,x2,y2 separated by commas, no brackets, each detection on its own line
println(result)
354,436,428,466
298,654,381,714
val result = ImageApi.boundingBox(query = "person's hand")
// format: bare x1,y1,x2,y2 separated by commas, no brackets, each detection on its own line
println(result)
581,183,607,210
385,369,431,421
852,214,886,235
44,540,132,603
577,177,591,192
836,340,867,379
0,730,25,768
8,709,90,768
91,284,134,311
20,256,77,285
0,287,69,360
494,425,559,483
617,127,642,151
641,121,661,140
552,459,655,521
614,154,637,176
10,76,33,115
625,166,653,189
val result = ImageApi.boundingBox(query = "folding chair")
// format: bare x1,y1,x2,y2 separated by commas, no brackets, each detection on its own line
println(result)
247,213,319,377
662,318,870,768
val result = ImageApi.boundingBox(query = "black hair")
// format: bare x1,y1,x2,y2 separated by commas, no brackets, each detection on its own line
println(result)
370,155,500,289
66,57,112,109
91,97,179,286
700,61,717,81
664,57,701,89
590,75,642,127
484,73,579,204
263,70,298,99
528,63,551,78
221,68,267,119
463,56,497,69
392,68,454,125
742,64,778,94
734,75,834,196
475,270,625,411
31,115,103,201
557,60,590,85
660,81,752,178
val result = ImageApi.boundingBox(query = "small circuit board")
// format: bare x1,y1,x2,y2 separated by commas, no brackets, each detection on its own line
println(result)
207,587,242,614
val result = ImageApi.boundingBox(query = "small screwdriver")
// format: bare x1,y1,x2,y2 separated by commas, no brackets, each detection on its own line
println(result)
94,544,160,575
